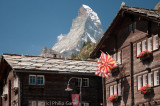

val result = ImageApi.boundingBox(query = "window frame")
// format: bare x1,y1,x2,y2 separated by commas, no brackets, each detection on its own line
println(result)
154,70,160,86
143,74,148,86
137,75,142,90
109,82,121,97
136,34,159,57
82,78,89,87
109,86,113,96
153,34,159,51
29,75,36,85
136,42,142,57
112,50,122,65
37,75,45,85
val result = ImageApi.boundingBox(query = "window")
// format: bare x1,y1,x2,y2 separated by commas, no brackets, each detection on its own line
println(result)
14,77,18,88
137,76,142,90
129,22,136,32
113,53,116,61
37,75,44,85
129,24,132,32
148,73,153,86
142,40,147,51
118,83,121,96
81,103,89,106
114,85,117,94
117,51,121,64
154,71,159,86
148,37,152,51
29,75,45,85
82,78,89,87
3,85,8,95
137,70,160,90
137,42,142,56
133,22,136,30
110,86,113,96
29,101,45,106
77,78,89,87
137,34,159,56
29,75,36,85
143,74,147,86
112,51,122,65
153,34,159,50
109,83,121,96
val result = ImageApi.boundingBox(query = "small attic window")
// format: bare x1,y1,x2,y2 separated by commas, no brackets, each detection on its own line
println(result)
129,22,136,32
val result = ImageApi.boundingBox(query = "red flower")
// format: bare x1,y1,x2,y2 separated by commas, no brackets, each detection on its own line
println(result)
108,94,118,102
138,50,152,58
138,84,151,94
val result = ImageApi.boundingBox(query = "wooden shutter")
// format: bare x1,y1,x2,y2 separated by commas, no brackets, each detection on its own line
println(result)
110,86,113,96
118,83,121,96
148,73,153,86
142,40,147,51
154,71,159,86
117,51,121,64
153,34,159,50
148,37,152,51
114,85,117,94
143,74,147,86
138,76,142,90
137,42,141,56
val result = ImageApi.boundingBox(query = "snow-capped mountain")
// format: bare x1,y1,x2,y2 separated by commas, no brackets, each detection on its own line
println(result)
52,4,103,56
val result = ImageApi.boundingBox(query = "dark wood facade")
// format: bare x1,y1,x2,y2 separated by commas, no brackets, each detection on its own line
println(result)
91,5,160,106
0,54,103,106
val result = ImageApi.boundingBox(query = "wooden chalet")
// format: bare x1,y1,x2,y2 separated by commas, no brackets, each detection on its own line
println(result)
90,4,160,106
0,53,102,106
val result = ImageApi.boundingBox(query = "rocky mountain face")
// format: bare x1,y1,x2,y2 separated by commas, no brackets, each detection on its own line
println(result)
52,5,103,57
40,46,64,58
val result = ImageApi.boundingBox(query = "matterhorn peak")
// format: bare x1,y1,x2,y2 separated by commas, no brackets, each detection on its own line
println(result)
52,5,103,56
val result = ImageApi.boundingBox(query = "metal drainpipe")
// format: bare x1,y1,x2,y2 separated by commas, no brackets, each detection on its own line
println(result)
130,42,134,106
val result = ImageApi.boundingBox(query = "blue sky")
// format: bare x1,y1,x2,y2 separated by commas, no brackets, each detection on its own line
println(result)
0,0,159,56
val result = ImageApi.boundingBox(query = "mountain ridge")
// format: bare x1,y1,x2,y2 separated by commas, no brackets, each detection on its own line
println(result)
52,4,103,57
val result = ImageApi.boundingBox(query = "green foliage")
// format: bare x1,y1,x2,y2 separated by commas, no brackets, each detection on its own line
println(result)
71,40,98,60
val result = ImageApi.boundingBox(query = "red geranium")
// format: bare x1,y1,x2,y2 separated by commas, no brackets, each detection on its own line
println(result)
138,50,152,58
138,84,151,94
108,94,118,102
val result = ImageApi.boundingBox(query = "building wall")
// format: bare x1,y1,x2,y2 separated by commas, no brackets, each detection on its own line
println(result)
17,72,102,106
104,14,160,106
1,69,18,106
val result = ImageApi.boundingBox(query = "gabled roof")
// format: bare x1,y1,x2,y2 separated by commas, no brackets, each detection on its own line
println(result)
90,5,160,58
2,53,97,74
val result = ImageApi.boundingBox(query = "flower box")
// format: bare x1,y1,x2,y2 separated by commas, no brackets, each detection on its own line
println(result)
138,84,152,94
111,66,119,73
108,94,119,102
138,50,152,61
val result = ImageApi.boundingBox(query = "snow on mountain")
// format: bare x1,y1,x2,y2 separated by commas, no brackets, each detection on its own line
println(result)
57,34,65,41
52,4,103,56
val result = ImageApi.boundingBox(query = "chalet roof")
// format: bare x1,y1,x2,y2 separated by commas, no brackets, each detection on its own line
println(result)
2,53,97,74
90,5,160,58
122,6,160,20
